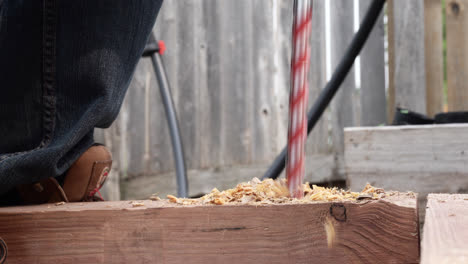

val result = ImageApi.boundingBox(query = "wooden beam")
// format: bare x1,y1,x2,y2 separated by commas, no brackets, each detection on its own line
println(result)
421,194,468,263
0,195,419,263
345,124,468,222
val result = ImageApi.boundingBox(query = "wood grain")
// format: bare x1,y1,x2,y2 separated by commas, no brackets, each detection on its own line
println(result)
306,0,333,180
359,0,386,126
446,0,468,111
330,0,357,180
345,124,468,222
425,0,445,116
387,0,396,123
387,0,426,114
0,195,419,264
421,194,468,264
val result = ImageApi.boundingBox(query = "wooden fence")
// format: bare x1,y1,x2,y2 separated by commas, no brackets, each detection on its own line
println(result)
96,0,468,200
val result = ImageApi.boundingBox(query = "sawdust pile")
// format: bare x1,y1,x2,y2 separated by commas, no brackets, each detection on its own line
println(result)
165,178,385,205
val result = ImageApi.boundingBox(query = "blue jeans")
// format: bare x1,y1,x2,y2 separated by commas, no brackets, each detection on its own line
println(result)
0,0,163,195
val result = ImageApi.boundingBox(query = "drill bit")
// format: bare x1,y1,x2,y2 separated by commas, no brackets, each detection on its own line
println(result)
286,0,313,198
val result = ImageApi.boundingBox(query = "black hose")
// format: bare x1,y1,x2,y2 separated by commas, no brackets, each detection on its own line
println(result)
150,52,189,197
263,0,386,180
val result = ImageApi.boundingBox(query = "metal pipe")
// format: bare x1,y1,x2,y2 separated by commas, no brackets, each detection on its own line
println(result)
151,52,189,197
263,0,386,180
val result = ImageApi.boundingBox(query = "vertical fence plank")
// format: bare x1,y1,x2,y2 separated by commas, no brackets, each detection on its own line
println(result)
359,0,386,126
388,0,426,114
306,0,327,154
387,0,396,123
330,0,356,178
197,0,223,168
274,0,294,180
425,0,444,116
304,0,334,183
172,0,198,171
446,0,468,111
251,0,279,163
218,0,255,166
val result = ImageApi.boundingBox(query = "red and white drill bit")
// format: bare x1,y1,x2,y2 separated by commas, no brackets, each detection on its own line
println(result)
286,0,313,198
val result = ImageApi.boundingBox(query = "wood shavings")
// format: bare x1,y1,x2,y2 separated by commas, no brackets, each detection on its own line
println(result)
55,202,65,206
361,183,385,194
149,195,161,201
357,194,373,200
165,178,386,205
130,201,145,207
167,195,178,203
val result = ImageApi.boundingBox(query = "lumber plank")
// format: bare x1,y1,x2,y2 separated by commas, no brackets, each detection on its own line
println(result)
421,194,468,264
0,195,419,264
345,124,468,222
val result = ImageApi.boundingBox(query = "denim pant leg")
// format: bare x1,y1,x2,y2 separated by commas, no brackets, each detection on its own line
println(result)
0,0,163,195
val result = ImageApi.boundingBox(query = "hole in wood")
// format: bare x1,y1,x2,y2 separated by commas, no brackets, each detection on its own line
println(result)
450,1,461,15
330,203,347,222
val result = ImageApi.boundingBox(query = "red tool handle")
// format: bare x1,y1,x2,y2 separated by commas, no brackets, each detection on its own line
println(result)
286,0,313,198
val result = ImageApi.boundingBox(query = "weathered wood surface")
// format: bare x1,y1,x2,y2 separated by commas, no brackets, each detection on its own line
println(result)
421,194,468,264
345,124,468,221
446,0,468,111
330,0,357,180
0,194,419,264
424,0,444,116
359,0,386,126
305,0,334,183
388,0,426,114
387,0,396,123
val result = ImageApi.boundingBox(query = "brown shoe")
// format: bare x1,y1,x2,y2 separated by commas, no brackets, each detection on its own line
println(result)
0,237,6,264
17,145,112,204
